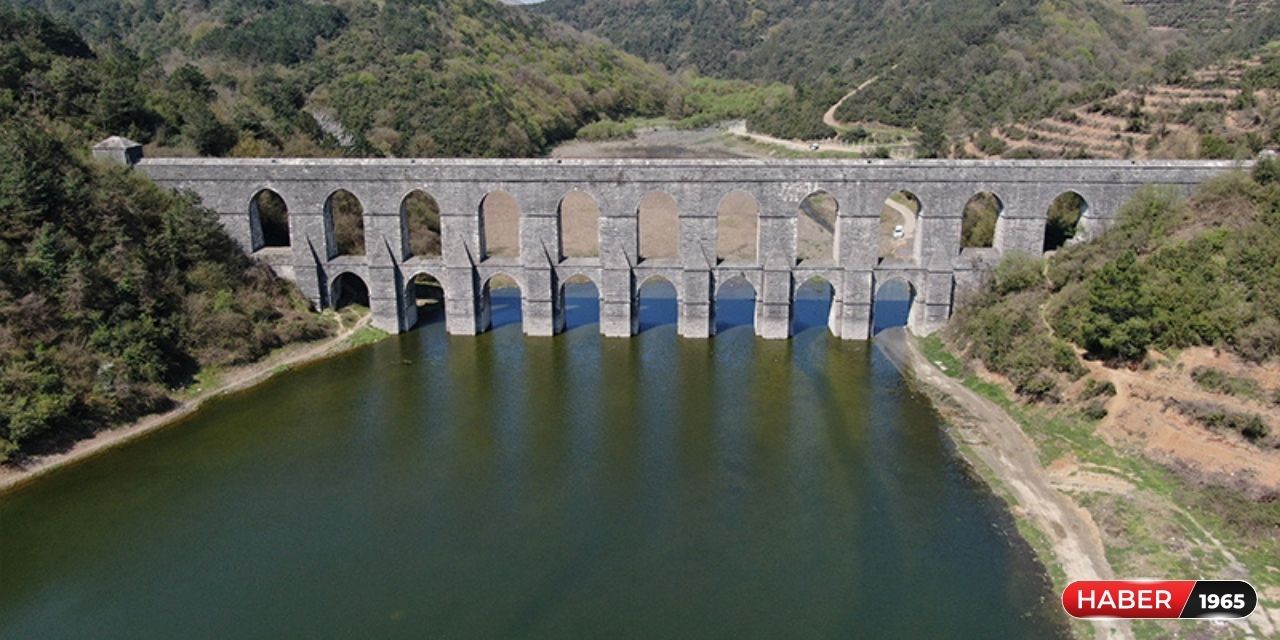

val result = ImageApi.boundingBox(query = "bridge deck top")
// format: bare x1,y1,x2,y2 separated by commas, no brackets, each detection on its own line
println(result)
138,157,1243,187
137,157,1243,169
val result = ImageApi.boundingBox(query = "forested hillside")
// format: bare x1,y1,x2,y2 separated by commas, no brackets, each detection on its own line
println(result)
938,166,1280,631
538,0,1169,139
0,127,331,462
0,8,333,461
539,0,1280,155
3,0,676,157
0,0,688,464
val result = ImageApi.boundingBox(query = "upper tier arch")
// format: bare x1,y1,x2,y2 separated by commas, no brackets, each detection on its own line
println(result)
127,151,1239,340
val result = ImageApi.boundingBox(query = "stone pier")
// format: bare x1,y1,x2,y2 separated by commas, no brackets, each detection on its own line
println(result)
101,140,1236,339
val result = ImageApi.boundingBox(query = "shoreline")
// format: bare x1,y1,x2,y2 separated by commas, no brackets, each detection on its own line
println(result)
874,328,1129,640
0,315,382,496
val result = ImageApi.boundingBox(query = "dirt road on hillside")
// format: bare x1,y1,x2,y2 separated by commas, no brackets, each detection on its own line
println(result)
822,73,885,129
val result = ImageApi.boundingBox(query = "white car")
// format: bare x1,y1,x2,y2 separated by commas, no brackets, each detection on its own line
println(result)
893,225,905,239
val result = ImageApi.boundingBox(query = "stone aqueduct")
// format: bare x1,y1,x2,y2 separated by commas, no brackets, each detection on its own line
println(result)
97,141,1235,340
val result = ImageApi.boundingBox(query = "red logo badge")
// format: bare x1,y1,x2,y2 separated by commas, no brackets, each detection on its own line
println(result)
1063,580,1256,619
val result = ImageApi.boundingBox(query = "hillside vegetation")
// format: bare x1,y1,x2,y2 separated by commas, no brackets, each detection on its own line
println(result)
938,166,1280,636
0,9,332,462
4,0,676,157
1122,0,1280,33
539,0,1170,145
0,122,331,462
950,164,1280,418
539,0,1280,157
964,43,1280,159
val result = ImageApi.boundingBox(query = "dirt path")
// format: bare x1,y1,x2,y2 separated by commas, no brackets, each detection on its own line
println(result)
883,196,917,236
822,73,886,129
723,120,913,156
0,314,374,495
876,328,1130,640
550,117,908,159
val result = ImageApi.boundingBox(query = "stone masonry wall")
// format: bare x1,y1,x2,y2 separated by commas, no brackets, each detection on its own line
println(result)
129,155,1238,340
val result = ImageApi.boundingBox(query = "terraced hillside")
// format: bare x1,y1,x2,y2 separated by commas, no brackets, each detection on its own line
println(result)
966,57,1275,159
1123,0,1278,30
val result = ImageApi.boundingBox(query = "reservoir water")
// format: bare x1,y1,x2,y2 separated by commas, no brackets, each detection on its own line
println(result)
0,282,1068,639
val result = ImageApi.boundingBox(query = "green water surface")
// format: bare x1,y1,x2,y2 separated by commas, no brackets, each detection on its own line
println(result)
0,283,1068,639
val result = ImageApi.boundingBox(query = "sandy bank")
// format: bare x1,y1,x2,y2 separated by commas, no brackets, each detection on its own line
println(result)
875,328,1130,640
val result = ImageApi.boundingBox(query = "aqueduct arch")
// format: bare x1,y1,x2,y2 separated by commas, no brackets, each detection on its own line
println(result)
112,144,1234,340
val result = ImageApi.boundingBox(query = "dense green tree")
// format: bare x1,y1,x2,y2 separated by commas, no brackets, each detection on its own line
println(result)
194,2,348,65
1079,251,1154,361
916,118,948,159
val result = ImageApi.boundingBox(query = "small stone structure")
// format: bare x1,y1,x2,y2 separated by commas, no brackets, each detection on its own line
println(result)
91,136,145,166
102,141,1237,339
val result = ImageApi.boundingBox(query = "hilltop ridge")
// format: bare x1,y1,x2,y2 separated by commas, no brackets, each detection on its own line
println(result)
3,0,676,157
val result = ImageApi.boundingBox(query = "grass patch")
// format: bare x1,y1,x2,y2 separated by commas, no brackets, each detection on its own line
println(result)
1190,366,1262,400
920,334,965,378
347,326,389,347
575,118,635,141
176,366,224,400
336,305,368,327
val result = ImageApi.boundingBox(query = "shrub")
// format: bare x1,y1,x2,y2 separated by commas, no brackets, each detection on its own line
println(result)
1199,134,1240,159
1252,157,1280,186
1004,147,1048,159
992,253,1043,295
1018,372,1059,402
575,118,635,142
1080,378,1117,400
1236,317,1280,363
973,130,1007,156
1002,126,1027,141
1173,400,1271,442
1051,337,1087,378
839,127,870,143
1190,366,1261,398
1107,186,1186,254
1082,398,1109,420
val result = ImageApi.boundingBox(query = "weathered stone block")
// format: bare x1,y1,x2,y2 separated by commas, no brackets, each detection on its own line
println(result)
756,302,791,340
679,301,713,339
